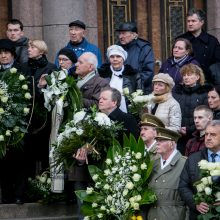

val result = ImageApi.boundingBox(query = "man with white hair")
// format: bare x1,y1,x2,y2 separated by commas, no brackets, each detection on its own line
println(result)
147,127,186,220
75,52,108,108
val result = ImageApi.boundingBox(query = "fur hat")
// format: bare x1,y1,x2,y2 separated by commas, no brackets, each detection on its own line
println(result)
0,39,16,56
69,20,86,29
116,22,137,33
152,73,175,89
58,48,77,63
107,45,128,61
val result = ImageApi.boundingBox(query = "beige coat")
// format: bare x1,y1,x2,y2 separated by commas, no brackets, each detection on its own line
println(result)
147,151,186,220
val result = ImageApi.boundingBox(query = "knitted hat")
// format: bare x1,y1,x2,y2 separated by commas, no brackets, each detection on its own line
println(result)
107,45,128,61
69,20,86,29
58,48,77,63
156,127,181,142
116,22,137,33
152,73,175,89
140,113,165,128
0,39,16,56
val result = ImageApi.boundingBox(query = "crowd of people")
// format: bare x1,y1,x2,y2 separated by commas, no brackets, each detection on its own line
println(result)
0,7,220,220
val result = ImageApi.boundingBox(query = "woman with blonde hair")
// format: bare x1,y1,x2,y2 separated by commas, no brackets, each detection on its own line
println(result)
173,63,212,154
22,39,57,179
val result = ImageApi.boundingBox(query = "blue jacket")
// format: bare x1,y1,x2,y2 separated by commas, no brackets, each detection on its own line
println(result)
119,38,154,95
55,38,102,67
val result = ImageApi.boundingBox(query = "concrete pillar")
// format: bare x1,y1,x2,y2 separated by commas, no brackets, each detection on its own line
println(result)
12,0,99,61
207,0,220,42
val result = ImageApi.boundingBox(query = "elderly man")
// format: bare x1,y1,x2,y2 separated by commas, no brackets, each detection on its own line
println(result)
6,19,29,64
185,105,213,156
147,127,186,220
75,52,108,109
140,113,164,159
178,8,220,83
99,87,139,141
179,120,220,220
55,20,102,67
116,22,154,94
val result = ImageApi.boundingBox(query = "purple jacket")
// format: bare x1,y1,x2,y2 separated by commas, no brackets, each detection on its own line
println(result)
159,55,200,85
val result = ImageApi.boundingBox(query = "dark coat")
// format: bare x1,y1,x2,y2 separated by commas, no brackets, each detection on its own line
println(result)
178,31,220,83
209,62,220,86
79,74,109,108
98,63,142,94
213,109,220,120
14,37,29,64
185,131,205,157
108,107,139,142
173,83,211,134
179,147,208,220
159,55,200,85
119,38,154,94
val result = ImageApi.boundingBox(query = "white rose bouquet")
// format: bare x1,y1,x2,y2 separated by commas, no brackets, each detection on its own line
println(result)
54,106,122,167
0,68,31,157
75,135,157,220
123,88,155,118
194,160,220,219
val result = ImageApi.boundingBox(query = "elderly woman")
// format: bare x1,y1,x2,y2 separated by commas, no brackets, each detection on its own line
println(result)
208,85,220,119
160,38,200,85
22,39,57,178
150,73,181,132
98,44,141,113
173,63,212,154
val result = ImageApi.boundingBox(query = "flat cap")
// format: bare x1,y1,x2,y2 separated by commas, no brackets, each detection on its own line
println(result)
152,73,175,89
69,20,86,29
116,22,137,33
155,127,181,142
140,113,165,128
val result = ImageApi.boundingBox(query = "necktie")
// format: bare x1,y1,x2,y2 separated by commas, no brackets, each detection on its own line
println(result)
163,160,166,165
210,153,217,162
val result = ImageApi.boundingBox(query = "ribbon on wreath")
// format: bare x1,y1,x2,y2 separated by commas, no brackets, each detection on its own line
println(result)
49,97,64,193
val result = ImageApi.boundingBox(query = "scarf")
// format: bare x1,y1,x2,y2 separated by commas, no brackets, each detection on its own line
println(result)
76,70,96,89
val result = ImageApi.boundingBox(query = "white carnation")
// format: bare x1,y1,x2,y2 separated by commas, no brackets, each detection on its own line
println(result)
126,182,134,190
204,187,212,195
135,152,142,159
106,158,112,165
141,163,147,170
131,165,138,172
19,74,25,81
10,67,17,73
22,84,28,90
1,96,8,103
86,187,94,194
133,173,141,182
24,92,31,99
0,135,4,141
73,111,86,124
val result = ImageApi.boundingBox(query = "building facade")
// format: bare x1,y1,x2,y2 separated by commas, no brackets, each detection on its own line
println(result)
0,0,219,68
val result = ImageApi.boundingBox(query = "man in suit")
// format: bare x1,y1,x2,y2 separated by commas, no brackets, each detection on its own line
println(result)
147,127,186,220
98,87,139,140
179,120,220,220
140,113,165,159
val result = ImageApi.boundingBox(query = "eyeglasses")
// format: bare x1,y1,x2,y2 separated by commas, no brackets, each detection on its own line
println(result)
58,58,70,62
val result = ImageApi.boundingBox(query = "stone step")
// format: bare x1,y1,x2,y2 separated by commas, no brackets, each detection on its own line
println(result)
0,202,78,219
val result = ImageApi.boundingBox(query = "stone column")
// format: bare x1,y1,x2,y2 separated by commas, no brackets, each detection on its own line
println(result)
207,0,220,41
12,0,99,61
42,0,99,61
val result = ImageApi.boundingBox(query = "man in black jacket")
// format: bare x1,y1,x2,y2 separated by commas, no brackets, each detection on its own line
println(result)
99,87,139,141
177,8,220,84
116,22,154,94
179,120,220,220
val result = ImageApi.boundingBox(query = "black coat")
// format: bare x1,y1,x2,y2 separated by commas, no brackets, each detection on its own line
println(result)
98,63,142,94
108,107,139,143
178,31,220,83
179,147,208,220
173,83,212,134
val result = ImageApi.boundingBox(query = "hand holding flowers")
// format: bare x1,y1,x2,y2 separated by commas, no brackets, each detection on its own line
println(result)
194,160,220,219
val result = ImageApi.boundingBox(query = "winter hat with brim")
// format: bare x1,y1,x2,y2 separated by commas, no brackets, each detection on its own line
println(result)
107,45,128,61
152,73,175,89
58,48,77,64
0,39,16,56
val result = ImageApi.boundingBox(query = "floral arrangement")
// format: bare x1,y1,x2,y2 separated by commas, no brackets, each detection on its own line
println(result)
0,67,31,157
76,135,157,219
42,69,82,120
54,107,122,167
27,171,65,204
123,88,155,117
194,160,220,219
